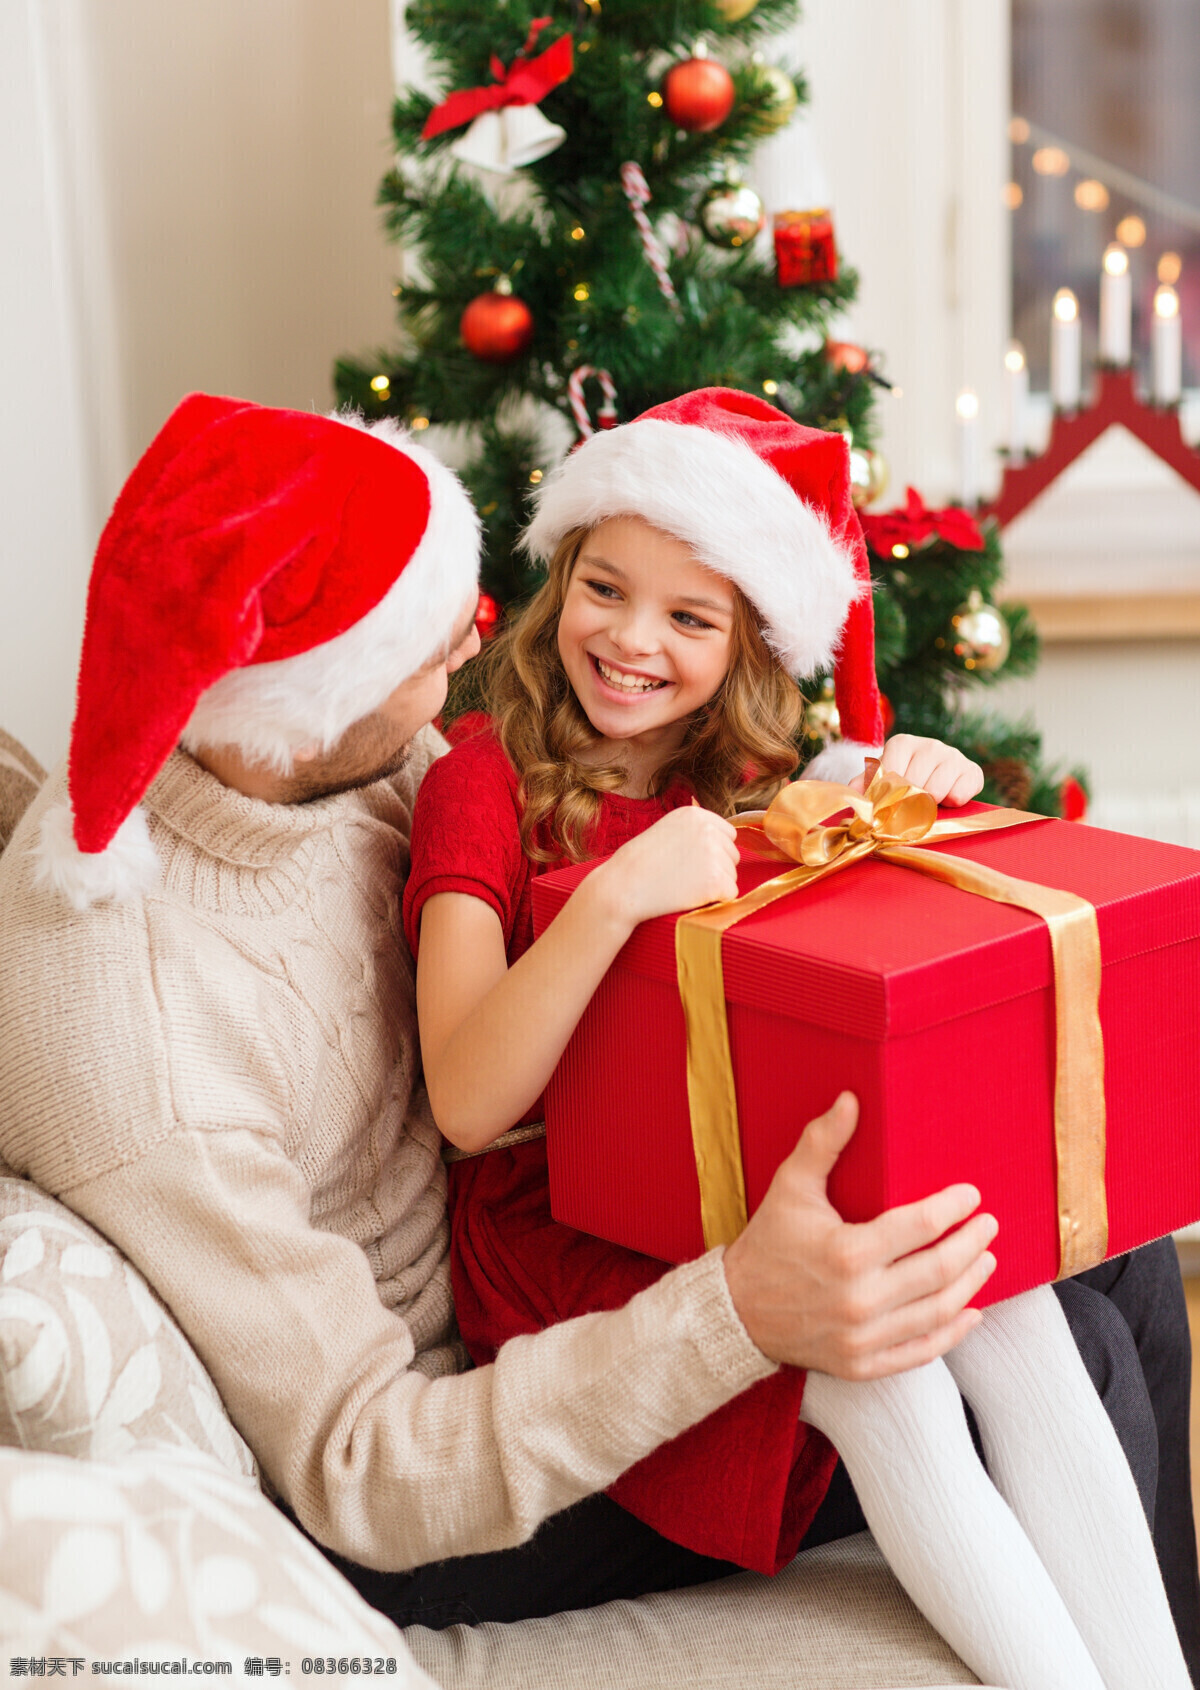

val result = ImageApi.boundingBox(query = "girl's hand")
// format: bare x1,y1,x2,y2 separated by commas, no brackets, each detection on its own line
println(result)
852,735,984,807
590,804,740,929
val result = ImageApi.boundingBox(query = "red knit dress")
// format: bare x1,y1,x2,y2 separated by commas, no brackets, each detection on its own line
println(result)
403,726,838,1575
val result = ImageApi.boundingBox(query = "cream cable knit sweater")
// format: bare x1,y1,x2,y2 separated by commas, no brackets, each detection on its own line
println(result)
0,737,774,1571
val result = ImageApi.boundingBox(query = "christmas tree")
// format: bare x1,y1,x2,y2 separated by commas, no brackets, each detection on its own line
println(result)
337,0,1086,817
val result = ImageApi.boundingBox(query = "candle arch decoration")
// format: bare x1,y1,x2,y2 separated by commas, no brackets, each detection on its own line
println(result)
979,368,1200,529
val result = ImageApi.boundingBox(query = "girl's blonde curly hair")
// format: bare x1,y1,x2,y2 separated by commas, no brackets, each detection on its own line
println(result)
476,526,805,863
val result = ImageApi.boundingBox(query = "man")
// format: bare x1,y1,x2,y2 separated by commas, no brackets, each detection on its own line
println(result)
0,394,1196,1665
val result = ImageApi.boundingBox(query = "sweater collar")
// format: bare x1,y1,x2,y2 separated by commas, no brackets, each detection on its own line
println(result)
145,749,371,870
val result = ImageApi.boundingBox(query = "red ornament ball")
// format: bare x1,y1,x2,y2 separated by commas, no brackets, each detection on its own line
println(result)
474,592,501,640
1060,774,1088,823
825,339,871,375
662,57,736,133
460,291,534,363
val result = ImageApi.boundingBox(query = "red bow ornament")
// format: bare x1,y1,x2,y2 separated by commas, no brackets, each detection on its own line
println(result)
859,486,986,556
422,22,573,175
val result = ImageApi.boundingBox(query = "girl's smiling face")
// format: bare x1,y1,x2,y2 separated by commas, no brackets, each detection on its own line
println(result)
556,516,736,755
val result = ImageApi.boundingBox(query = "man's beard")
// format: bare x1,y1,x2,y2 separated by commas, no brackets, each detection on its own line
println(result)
281,717,413,803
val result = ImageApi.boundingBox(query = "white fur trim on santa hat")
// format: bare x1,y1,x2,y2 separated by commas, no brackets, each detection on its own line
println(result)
34,802,160,911
521,419,860,678
801,739,882,785
181,415,481,773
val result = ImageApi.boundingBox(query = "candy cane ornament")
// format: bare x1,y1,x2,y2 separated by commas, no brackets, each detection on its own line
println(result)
568,365,619,438
620,161,684,320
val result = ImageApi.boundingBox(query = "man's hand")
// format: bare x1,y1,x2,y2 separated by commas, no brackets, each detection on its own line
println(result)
722,1093,998,1380
849,735,984,807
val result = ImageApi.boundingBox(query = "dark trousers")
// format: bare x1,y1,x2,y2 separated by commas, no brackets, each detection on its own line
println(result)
322,1239,1200,1678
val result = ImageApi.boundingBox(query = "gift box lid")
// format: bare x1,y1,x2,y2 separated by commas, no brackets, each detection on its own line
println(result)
531,810,1200,1041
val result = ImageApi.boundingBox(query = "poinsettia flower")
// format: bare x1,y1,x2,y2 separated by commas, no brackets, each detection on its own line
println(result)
860,487,986,555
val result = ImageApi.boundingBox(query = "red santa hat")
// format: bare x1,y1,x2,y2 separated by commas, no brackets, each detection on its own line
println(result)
36,392,480,910
521,387,884,781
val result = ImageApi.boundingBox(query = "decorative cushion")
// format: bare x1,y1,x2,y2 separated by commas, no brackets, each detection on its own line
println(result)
0,1442,435,1683
0,1177,256,1478
0,731,45,856
405,1532,982,1690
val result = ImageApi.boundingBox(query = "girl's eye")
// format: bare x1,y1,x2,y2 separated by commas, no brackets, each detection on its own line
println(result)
585,579,621,600
672,611,715,631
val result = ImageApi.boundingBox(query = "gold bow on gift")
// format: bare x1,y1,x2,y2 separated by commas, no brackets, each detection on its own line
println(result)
675,767,1107,1278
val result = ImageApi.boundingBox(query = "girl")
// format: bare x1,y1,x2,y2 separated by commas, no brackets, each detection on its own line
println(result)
404,389,1188,1690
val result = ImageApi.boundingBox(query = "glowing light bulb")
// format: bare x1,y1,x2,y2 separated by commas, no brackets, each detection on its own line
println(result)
1115,215,1146,248
1054,288,1078,322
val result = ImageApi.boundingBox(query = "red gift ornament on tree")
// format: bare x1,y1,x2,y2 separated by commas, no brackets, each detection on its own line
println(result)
773,209,838,287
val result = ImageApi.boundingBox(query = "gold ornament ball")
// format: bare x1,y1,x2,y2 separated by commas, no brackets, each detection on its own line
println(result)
950,589,1011,673
848,446,889,509
715,0,759,18
803,678,841,745
699,180,766,248
747,64,798,136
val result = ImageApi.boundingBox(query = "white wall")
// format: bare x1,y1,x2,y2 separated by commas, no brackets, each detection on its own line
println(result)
1,0,400,769
755,0,1010,506
0,0,110,769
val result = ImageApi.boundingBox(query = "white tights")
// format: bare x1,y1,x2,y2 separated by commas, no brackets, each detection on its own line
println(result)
798,1285,1190,1690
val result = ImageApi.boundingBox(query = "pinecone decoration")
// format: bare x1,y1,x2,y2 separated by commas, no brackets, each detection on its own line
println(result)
982,756,1033,810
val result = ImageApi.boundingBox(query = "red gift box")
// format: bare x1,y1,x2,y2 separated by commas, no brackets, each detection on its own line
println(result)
530,810,1200,1306
774,209,838,287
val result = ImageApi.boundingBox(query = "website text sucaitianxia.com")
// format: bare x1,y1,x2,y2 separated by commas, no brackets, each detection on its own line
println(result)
8,1658,404,1677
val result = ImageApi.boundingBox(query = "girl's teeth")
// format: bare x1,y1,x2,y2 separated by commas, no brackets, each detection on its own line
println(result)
597,659,662,692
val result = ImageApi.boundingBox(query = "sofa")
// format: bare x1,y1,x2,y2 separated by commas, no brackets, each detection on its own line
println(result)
0,729,980,1689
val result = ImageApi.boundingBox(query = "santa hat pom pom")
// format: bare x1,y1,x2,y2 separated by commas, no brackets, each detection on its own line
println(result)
801,739,882,786
33,803,160,911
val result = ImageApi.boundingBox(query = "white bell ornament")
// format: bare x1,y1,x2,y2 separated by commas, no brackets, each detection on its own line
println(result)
450,105,566,175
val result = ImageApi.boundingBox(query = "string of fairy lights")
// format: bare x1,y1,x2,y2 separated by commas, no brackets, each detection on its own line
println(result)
1006,115,1200,243
945,113,1195,505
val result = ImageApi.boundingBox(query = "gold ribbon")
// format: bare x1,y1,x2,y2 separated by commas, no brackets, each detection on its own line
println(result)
675,768,1107,1278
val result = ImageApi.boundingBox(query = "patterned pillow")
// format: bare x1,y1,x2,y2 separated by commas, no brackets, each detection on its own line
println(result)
0,1177,256,1478
0,1442,435,1683
0,729,45,856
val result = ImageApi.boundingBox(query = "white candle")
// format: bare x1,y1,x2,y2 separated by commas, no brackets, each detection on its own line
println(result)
1004,341,1028,462
1051,288,1082,410
1099,244,1131,365
1152,284,1182,404
956,388,980,507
